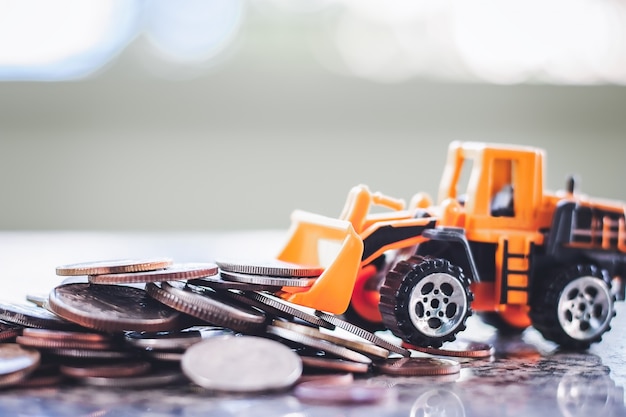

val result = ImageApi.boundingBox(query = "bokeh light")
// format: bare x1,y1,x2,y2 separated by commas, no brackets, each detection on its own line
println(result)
0,0,140,80
0,0,625,84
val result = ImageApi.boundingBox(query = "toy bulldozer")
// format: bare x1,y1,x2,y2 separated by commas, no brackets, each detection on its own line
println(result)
275,141,626,350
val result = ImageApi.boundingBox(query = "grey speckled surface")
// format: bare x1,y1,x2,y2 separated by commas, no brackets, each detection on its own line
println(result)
0,232,625,417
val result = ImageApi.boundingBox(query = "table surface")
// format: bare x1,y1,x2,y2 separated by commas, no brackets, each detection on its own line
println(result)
0,231,625,417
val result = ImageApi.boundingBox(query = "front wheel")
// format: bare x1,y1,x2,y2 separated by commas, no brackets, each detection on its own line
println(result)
379,256,473,348
530,264,615,350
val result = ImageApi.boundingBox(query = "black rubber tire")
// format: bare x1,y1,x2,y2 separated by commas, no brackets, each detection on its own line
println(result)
477,312,527,335
530,264,615,350
379,256,473,348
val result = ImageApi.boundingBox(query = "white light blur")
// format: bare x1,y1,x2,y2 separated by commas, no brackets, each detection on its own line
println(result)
1,0,625,85
253,0,333,15
316,0,626,85
143,0,244,64
0,0,140,80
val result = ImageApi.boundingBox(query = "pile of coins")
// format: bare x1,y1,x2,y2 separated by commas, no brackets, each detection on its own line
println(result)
0,258,494,402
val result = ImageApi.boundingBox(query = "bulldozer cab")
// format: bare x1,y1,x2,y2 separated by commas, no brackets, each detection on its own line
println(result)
437,142,548,310
437,141,545,236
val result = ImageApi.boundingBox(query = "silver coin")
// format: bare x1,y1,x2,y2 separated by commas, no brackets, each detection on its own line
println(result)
273,320,389,359
266,325,372,364
0,302,79,331
181,336,302,393
125,330,202,351
189,276,281,292
218,290,335,330
315,311,410,357
0,343,40,377
125,327,232,351
216,259,323,277
56,258,173,276
88,263,218,285
25,294,47,308
147,282,266,333
220,271,316,288
374,357,461,376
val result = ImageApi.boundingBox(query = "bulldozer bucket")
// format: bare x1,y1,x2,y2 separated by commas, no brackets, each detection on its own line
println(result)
276,209,364,314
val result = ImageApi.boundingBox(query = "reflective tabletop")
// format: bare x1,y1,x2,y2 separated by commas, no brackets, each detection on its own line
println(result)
0,232,625,417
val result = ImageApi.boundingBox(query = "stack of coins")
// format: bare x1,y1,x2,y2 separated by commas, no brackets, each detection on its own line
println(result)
0,258,493,398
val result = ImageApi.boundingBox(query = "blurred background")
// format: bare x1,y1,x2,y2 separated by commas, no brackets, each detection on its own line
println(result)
0,0,625,231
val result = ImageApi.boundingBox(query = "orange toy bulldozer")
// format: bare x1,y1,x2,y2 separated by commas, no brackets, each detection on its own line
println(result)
275,141,626,350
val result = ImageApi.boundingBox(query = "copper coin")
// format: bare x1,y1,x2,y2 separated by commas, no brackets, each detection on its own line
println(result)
273,320,389,359
294,381,390,404
13,362,63,388
266,325,372,364
146,282,265,333
300,356,370,374
297,372,354,385
182,336,302,393
216,259,324,277
217,290,334,330
0,368,37,388
22,328,111,343
16,335,114,351
60,361,151,378
15,373,65,388
405,340,495,358
47,283,184,333
0,302,80,331
47,349,137,360
79,370,187,388
220,271,316,288
143,351,184,363
315,311,410,357
0,321,23,341
56,258,173,276
374,357,461,376
88,263,218,285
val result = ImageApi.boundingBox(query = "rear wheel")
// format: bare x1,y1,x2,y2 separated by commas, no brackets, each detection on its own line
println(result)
530,264,615,350
379,256,473,348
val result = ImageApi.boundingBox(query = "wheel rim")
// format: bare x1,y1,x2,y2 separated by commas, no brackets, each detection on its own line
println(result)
407,272,468,338
557,276,613,341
